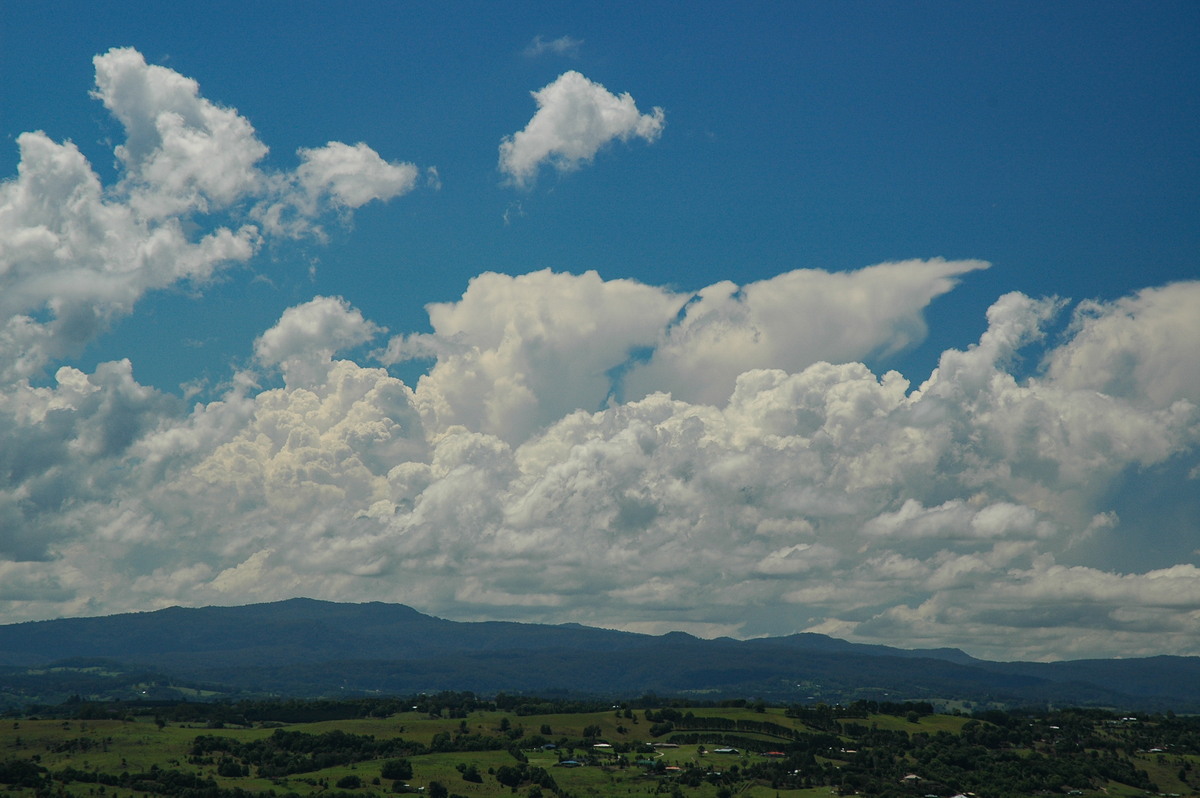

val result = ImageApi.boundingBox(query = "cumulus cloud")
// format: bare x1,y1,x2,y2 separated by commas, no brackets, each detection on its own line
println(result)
3,50,1200,662
378,260,985,441
2,281,1200,659
0,128,259,382
499,71,664,187
0,360,179,561
92,47,268,218
255,296,382,385
0,279,1195,657
380,269,684,442
296,142,420,209
1043,281,1200,409
0,47,421,383
623,258,990,405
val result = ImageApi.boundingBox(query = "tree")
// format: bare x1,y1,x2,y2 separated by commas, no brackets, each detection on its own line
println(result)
495,765,524,788
381,759,413,781
455,763,482,783
428,780,448,798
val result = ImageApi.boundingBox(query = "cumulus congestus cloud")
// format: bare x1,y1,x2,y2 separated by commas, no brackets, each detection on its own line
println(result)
2,49,1199,662
6,274,1199,659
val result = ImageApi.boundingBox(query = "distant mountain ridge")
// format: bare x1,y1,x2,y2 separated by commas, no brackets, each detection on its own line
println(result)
1,598,1197,712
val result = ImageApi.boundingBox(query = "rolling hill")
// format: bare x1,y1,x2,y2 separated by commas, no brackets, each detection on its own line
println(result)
1,598,1197,711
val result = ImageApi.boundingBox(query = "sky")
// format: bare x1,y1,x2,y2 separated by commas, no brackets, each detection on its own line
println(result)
1,1,1198,662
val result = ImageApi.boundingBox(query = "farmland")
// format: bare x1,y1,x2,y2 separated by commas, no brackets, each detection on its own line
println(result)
2,696,1199,797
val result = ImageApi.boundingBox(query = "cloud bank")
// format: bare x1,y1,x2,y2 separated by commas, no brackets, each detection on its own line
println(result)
2,49,1199,662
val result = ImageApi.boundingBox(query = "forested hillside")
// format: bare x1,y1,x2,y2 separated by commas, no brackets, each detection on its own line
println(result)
3,600,1200,712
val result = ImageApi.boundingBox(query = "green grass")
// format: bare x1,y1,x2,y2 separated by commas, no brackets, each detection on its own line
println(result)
1132,749,1198,796
0,713,814,798
0,709,1178,798
838,712,971,734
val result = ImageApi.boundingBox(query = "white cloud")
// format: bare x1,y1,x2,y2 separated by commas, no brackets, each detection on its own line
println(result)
755,543,841,575
4,271,1199,659
623,258,990,405
0,129,260,381
380,260,986,444
296,142,419,209
862,499,1048,541
1043,281,1200,409
499,71,664,187
523,35,583,58
0,47,421,383
385,269,686,443
3,50,1200,661
255,296,383,385
0,359,179,561
92,47,268,219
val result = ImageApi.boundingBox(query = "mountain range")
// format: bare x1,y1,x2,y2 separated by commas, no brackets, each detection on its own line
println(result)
1,598,1197,712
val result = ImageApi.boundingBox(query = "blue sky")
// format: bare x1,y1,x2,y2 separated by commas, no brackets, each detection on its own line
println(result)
1,2,1198,660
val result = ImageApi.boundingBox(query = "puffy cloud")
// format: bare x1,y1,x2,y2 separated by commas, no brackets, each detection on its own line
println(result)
296,142,420,209
0,48,420,383
382,269,686,442
499,71,664,187
255,296,382,385
0,360,179,561
189,358,427,520
849,559,1200,660
92,47,268,219
4,49,1200,661
0,47,421,605
754,543,842,576
383,260,985,443
1043,281,1200,409
862,499,1049,542
1,281,1199,660
0,128,260,381
624,258,990,405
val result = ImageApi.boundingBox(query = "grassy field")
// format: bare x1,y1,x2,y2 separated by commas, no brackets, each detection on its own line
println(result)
0,706,1191,798
837,712,971,734
0,709,830,798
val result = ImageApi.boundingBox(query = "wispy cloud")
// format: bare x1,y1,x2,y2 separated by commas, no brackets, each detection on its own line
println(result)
523,34,583,58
